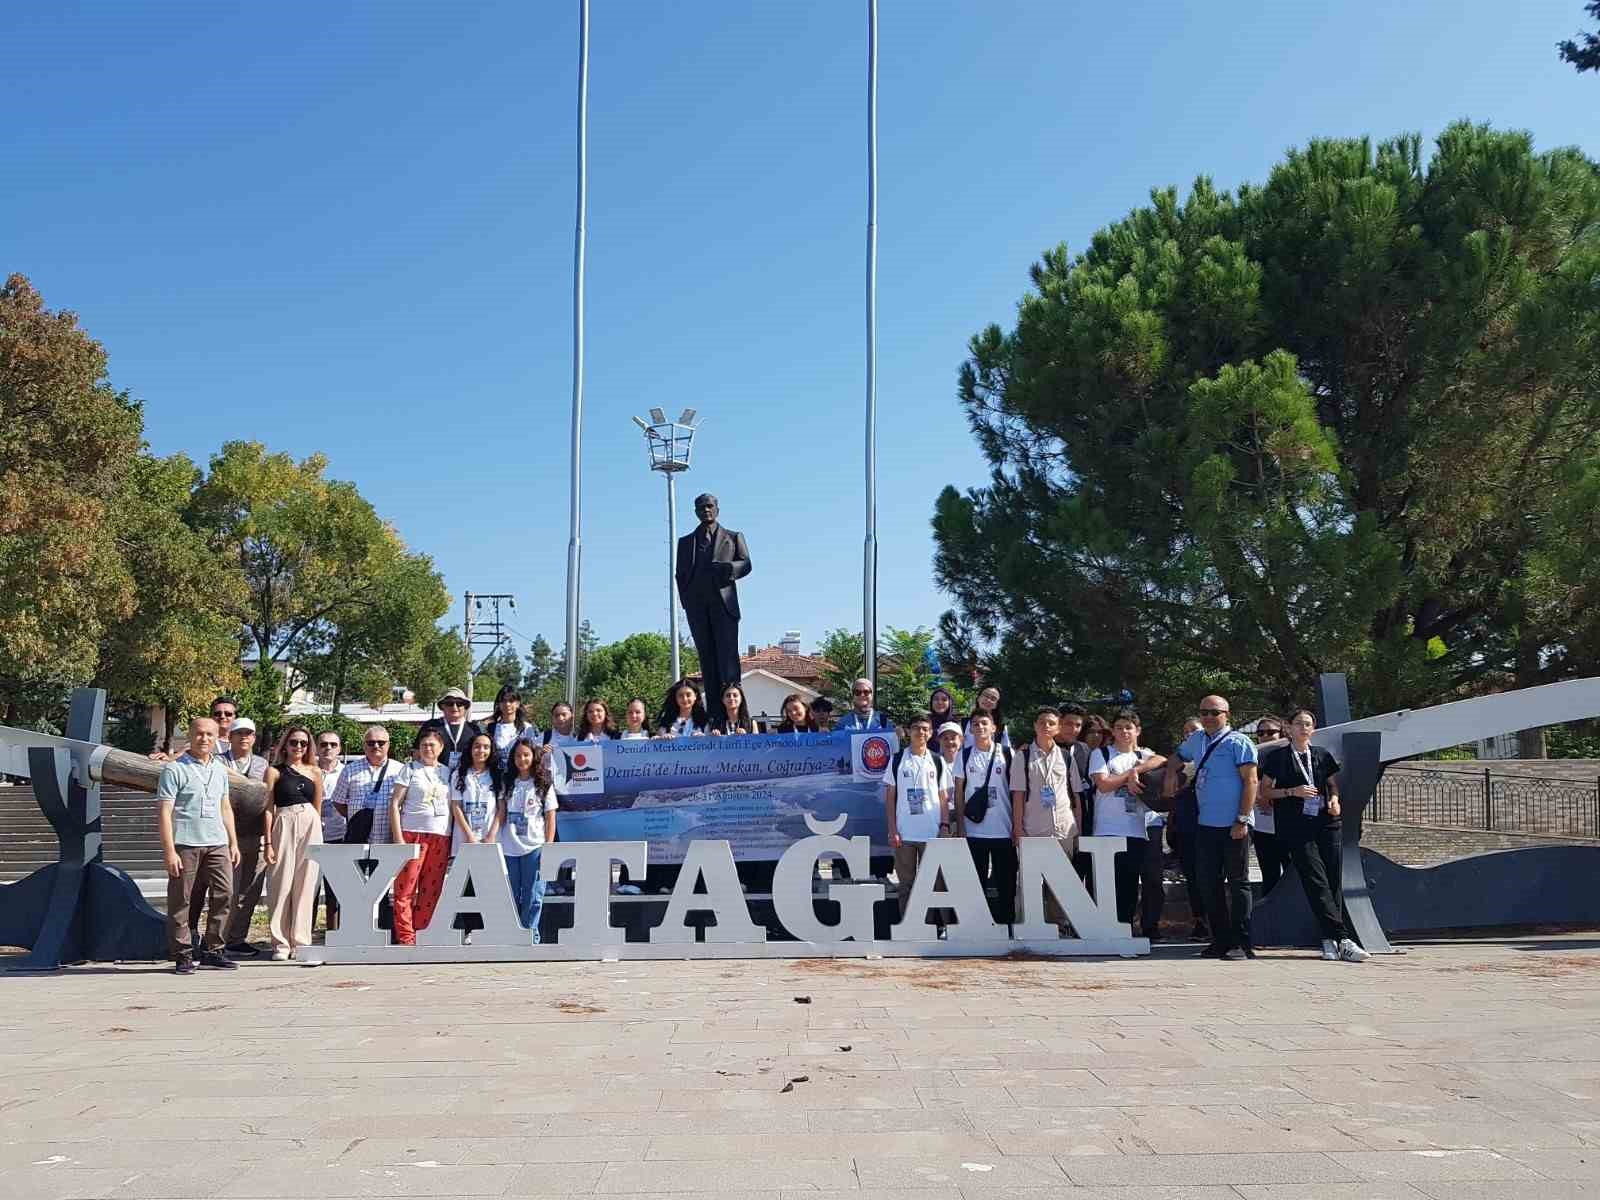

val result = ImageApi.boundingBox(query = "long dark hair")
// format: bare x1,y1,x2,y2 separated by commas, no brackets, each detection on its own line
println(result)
488,684,528,736
775,692,813,733
656,678,707,732
499,739,554,802
927,686,956,731
710,682,752,734
453,731,502,794
580,697,617,739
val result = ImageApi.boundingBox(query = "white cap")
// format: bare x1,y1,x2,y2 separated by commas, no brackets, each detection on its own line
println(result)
230,717,257,734
937,721,963,737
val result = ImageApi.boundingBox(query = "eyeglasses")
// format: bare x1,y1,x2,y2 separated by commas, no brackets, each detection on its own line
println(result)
364,739,388,747
1256,728,1282,739
1198,707,1228,717
441,700,467,709
212,710,235,719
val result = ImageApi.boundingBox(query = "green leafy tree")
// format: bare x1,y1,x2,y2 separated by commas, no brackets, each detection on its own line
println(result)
400,626,470,709
96,452,246,747
473,643,524,700
936,125,1600,731
875,625,974,725
1558,1,1600,72
297,552,453,713
0,274,142,721
575,632,697,719
817,628,866,710
523,635,559,693
236,660,287,736
189,441,411,677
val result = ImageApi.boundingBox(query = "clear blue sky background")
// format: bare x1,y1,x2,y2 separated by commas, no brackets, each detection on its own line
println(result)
4,1,1593,665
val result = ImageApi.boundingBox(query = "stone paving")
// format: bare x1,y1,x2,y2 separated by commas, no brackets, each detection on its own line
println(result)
3,936,1599,1199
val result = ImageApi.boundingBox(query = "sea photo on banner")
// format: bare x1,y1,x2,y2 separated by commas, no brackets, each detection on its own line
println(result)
554,730,899,862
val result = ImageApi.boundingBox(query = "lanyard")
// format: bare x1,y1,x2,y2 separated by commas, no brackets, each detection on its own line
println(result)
1294,747,1315,786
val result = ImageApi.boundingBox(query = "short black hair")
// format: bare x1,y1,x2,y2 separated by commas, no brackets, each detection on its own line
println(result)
210,695,238,710
1058,702,1087,719
1034,706,1061,721
808,696,835,713
908,715,933,728
1111,708,1141,726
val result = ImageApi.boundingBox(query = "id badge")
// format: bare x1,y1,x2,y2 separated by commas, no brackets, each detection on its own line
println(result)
447,751,461,769
1302,796,1324,816
201,788,220,820
1041,785,1057,810
468,801,488,829
1124,794,1139,815
906,786,928,815
510,811,529,836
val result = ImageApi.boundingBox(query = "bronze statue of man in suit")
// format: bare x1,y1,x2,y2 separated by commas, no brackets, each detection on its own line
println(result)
674,493,752,709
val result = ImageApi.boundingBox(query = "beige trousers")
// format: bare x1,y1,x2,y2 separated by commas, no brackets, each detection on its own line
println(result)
267,804,323,953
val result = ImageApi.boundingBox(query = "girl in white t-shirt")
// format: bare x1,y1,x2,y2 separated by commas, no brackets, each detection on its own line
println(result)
496,740,559,942
1088,711,1167,933
619,698,651,739
449,733,501,856
386,730,453,946
485,685,537,768
655,679,707,738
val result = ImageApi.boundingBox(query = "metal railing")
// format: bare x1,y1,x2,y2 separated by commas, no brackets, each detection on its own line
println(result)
1372,766,1600,840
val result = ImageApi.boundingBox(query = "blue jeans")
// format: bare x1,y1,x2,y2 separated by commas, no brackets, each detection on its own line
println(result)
505,849,545,944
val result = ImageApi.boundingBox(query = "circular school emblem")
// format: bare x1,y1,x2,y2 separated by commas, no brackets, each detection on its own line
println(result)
861,736,890,773
573,753,588,769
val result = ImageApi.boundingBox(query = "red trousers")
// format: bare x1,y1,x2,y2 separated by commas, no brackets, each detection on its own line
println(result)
393,831,451,944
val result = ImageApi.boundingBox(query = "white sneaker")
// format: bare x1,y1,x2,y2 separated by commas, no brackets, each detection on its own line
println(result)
270,947,290,961
1338,938,1370,963
1320,939,1338,960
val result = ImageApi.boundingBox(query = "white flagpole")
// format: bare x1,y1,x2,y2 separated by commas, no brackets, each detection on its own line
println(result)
563,0,590,704
863,0,879,688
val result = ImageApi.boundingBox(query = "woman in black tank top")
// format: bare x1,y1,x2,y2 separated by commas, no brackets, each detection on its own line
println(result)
262,725,326,961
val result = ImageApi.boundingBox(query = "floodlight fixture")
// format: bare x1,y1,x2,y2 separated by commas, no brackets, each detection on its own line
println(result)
631,415,650,432
649,407,667,424
678,407,697,426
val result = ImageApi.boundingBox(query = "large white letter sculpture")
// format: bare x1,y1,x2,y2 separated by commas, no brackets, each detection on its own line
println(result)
652,840,767,944
890,837,1003,942
418,844,526,947
1014,835,1129,941
310,842,417,947
771,832,883,943
541,841,646,946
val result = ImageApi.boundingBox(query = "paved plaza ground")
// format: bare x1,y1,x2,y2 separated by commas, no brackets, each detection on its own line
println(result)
3,936,1600,1199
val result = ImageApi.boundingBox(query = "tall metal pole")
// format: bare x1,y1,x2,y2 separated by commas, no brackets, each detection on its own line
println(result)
666,472,681,684
862,0,879,688
464,591,474,701
563,0,590,705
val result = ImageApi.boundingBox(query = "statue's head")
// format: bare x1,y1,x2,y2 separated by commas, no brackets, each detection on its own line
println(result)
694,493,719,525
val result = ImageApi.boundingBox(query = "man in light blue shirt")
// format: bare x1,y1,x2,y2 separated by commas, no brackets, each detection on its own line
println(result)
157,717,241,975
1165,695,1258,960
838,678,891,731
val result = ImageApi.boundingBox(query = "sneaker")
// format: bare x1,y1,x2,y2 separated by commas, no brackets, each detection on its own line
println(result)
1190,921,1209,941
174,958,196,975
198,950,239,970
225,941,260,958
1338,938,1371,963
270,947,290,961
1221,947,1248,962
1320,939,1338,961
1196,942,1228,959
1241,946,1257,960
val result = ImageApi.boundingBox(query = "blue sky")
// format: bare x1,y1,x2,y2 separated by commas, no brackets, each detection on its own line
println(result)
4,1,1593,664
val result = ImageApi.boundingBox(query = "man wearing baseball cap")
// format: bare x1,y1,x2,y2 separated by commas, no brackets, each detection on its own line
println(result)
418,688,483,772
216,717,271,955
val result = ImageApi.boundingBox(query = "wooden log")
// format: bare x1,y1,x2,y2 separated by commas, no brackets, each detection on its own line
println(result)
99,747,271,822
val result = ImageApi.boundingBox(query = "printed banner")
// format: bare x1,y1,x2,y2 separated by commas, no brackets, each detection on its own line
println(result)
553,730,900,863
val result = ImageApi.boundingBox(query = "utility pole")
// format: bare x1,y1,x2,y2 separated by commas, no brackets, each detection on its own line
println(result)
463,591,517,703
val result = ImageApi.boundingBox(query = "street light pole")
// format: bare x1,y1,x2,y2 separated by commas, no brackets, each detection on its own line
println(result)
666,470,680,684
634,410,699,689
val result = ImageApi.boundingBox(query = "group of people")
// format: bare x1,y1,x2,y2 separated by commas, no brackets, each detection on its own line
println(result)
153,676,1369,972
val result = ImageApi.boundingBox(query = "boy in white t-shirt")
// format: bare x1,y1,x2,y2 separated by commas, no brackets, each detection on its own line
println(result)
1088,710,1167,934
954,712,1015,925
884,716,951,918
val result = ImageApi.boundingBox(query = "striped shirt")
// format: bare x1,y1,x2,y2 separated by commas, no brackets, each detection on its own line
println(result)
327,756,406,845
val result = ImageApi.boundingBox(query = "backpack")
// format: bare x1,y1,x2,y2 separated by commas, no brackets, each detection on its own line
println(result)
890,748,946,789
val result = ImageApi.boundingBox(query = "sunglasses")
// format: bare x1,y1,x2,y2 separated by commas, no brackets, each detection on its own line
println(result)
317,740,340,749
1256,728,1282,739
1198,707,1228,717
286,738,309,746
212,711,235,719
364,739,389,747
441,700,467,708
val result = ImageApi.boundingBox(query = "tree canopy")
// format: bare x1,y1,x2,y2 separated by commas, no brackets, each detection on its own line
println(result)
934,125,1600,735
1558,1,1600,72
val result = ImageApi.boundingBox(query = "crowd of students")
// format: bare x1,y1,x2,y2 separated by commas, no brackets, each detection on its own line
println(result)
152,679,1368,972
